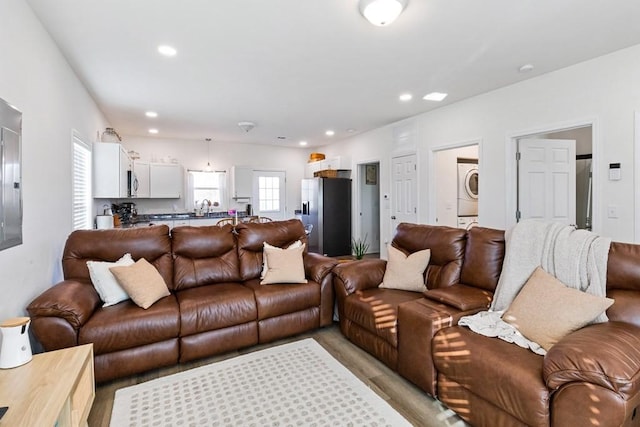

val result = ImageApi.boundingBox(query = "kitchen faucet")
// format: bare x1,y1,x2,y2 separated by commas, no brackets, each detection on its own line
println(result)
200,199,211,213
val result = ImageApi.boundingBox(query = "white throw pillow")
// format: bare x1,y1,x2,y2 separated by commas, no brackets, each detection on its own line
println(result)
261,243,308,285
261,240,303,279
379,245,431,292
87,253,134,307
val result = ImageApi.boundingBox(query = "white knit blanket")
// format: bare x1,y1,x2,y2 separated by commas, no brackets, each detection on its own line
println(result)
459,220,611,355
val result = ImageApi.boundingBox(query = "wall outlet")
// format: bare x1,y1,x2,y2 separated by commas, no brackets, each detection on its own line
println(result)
607,205,619,218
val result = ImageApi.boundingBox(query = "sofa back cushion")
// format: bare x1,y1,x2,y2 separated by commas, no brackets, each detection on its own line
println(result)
392,223,466,289
62,225,173,289
171,224,241,291
460,227,505,291
606,241,640,327
235,219,308,281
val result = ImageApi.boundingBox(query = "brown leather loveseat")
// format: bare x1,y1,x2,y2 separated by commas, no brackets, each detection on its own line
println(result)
27,219,337,383
334,222,640,427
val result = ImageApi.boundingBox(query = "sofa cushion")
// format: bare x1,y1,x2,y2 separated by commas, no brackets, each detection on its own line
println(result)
62,225,173,288
110,258,171,309
87,253,134,307
176,283,257,336
243,278,320,320
235,219,308,281
460,226,505,291
379,246,430,292
503,267,614,351
423,284,492,311
433,325,549,427
391,223,466,289
343,288,423,347
171,225,241,291
79,295,179,354
260,243,307,284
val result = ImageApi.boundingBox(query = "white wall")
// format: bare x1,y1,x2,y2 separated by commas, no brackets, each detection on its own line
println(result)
0,0,108,320
120,137,309,217
330,43,640,243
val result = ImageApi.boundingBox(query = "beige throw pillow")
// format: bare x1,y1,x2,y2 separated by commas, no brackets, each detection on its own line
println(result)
503,267,614,351
110,258,170,309
261,240,303,279
260,243,308,285
87,253,135,307
379,245,431,292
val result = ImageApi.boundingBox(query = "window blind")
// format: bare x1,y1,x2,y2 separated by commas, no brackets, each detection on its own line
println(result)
72,135,92,230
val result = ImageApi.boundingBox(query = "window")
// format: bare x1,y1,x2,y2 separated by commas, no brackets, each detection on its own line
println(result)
253,170,286,219
187,170,226,211
72,132,92,230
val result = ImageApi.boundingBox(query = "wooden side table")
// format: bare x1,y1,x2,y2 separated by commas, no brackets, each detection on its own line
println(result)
0,343,94,427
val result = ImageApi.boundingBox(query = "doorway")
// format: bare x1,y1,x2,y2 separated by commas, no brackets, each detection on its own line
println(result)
509,124,594,229
430,142,480,228
357,162,380,255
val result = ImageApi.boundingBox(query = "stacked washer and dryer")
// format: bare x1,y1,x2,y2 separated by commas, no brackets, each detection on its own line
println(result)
457,158,478,229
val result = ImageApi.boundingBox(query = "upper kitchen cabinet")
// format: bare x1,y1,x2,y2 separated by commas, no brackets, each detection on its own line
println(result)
93,142,131,198
305,156,343,178
133,160,150,198
149,163,182,198
231,166,252,199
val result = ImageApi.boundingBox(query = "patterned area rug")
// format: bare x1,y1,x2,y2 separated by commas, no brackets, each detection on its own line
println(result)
110,339,412,426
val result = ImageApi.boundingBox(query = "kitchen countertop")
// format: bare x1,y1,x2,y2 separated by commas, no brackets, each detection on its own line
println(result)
129,211,249,225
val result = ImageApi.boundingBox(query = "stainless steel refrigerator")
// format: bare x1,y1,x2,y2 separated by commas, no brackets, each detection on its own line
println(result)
301,178,352,256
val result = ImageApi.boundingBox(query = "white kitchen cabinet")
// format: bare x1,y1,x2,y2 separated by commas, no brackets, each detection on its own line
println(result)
231,166,253,199
93,142,131,198
150,163,182,198
305,156,342,178
133,161,150,198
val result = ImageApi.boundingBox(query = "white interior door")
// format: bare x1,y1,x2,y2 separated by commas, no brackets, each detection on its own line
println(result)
518,139,576,225
391,154,417,234
252,170,286,220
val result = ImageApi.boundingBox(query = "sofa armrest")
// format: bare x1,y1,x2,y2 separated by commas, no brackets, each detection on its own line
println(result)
423,284,493,311
543,321,640,399
27,280,101,329
304,252,338,283
333,259,387,295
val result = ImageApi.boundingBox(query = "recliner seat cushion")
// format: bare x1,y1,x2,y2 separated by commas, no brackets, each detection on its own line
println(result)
79,295,179,354
243,278,320,320
177,283,257,336
343,288,423,347
433,325,549,427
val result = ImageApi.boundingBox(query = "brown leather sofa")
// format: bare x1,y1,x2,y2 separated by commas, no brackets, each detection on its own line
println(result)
334,222,640,427
27,219,337,383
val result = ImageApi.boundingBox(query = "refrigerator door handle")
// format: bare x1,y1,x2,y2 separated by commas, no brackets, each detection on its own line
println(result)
302,201,309,215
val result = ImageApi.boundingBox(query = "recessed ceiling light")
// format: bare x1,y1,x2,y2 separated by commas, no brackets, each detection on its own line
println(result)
157,45,177,57
148,128,159,134
518,64,534,73
325,130,335,136
423,92,448,102
399,93,413,102
145,111,158,118
299,141,308,146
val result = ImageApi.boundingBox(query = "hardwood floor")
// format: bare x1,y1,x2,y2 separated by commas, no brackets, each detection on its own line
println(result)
88,324,468,427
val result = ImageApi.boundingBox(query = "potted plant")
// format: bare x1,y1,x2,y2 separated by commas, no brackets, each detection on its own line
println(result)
351,234,370,260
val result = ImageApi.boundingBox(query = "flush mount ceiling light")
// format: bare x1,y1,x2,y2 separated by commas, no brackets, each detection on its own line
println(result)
238,121,256,133
157,45,177,57
423,92,448,102
359,0,408,26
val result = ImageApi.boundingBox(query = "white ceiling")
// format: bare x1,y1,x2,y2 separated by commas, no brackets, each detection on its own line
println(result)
27,0,640,147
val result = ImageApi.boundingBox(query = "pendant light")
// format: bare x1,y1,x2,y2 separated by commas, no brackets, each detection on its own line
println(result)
205,138,212,171
359,0,408,27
